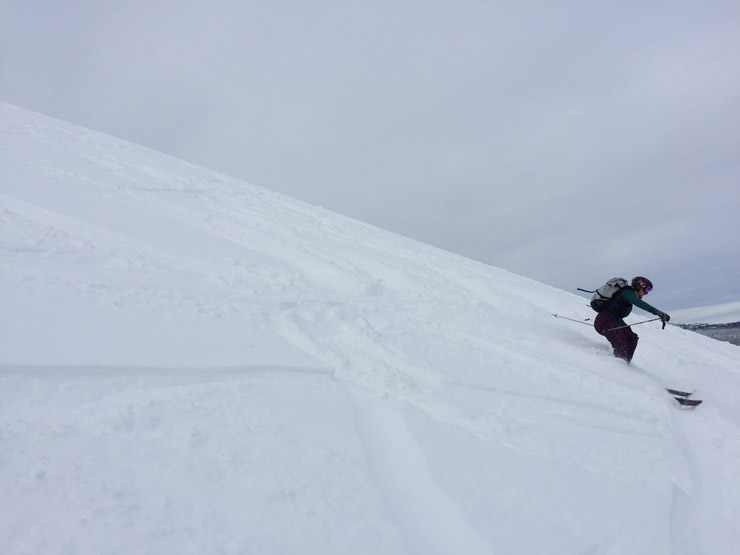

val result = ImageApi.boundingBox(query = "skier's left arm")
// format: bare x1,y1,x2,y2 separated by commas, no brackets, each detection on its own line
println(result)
622,289,671,328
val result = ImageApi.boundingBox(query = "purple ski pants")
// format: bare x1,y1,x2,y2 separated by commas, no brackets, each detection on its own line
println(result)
594,312,639,363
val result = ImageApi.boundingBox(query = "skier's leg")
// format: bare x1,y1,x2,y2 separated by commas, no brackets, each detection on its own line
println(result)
595,313,624,358
595,313,633,362
623,329,639,363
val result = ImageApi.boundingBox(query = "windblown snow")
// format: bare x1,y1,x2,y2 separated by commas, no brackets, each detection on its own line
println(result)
2,102,740,555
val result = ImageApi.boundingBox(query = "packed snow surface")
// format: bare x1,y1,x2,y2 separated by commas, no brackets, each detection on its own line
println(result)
2,102,740,554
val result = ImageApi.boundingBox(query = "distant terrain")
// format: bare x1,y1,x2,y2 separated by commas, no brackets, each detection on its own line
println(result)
675,322,740,346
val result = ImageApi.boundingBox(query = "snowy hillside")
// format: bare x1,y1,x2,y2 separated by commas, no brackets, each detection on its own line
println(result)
2,102,740,555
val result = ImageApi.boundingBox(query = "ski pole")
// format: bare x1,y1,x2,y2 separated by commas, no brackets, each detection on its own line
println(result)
552,314,592,326
605,317,662,332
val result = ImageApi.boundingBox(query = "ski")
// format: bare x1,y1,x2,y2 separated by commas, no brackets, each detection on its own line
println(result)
665,388,702,407
666,388,692,398
674,397,702,408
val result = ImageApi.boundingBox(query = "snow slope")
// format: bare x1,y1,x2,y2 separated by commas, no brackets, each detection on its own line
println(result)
2,102,740,555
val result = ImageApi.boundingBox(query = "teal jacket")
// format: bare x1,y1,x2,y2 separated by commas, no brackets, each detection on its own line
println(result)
620,288,658,314
605,288,658,323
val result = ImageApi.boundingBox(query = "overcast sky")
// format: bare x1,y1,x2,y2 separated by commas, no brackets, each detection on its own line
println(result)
2,1,739,310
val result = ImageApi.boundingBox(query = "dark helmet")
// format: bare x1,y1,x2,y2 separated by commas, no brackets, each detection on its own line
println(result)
632,276,653,292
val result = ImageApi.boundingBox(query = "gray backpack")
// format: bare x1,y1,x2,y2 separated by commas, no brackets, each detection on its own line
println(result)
589,277,628,312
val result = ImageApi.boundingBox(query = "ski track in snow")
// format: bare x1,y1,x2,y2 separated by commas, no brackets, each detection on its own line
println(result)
668,405,740,553
349,399,492,555
3,103,740,554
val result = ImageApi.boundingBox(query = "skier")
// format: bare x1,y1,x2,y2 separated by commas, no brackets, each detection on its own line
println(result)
594,276,670,363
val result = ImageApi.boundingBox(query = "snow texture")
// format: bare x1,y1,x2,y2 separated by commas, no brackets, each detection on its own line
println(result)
2,102,740,554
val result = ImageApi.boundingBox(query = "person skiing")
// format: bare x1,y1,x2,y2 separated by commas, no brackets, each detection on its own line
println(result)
594,276,670,363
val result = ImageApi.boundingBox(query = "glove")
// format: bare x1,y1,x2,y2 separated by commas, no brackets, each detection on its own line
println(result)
654,310,670,329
